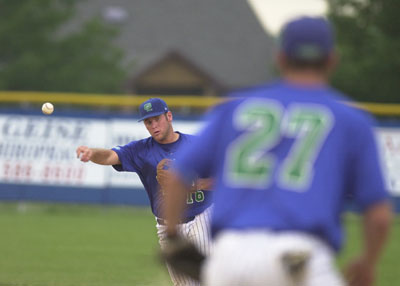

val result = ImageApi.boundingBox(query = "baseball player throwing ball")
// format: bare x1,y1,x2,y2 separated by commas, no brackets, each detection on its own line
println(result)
76,98,213,286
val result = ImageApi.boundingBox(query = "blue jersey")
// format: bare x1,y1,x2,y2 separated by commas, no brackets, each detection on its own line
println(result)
112,132,212,218
174,81,389,251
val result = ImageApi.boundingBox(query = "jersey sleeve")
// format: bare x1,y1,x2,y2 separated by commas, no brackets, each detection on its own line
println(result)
173,103,227,185
111,141,141,172
349,116,390,211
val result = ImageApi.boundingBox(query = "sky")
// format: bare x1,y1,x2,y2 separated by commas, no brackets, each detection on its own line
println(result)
247,0,328,35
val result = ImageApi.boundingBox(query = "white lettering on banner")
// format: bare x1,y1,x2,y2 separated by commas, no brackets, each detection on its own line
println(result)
2,116,87,141
0,114,398,196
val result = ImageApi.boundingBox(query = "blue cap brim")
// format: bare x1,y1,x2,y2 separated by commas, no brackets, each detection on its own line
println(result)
138,111,167,122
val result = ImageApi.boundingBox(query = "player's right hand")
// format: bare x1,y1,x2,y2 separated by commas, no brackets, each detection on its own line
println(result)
76,146,93,162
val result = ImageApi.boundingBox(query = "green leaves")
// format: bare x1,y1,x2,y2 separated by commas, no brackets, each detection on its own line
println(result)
0,0,127,93
328,0,400,103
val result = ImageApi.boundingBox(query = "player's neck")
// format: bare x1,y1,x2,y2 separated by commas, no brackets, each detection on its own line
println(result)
283,70,329,86
157,131,180,144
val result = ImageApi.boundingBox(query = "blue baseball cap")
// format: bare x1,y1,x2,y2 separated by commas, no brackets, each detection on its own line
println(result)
138,98,169,122
280,16,334,61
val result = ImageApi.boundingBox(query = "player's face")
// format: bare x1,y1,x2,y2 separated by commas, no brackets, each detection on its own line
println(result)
143,112,174,143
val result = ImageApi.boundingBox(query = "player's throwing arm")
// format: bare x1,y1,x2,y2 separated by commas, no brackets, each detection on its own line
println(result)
76,146,120,165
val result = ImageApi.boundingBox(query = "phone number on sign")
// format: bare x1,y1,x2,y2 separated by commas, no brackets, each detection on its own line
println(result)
1,162,85,184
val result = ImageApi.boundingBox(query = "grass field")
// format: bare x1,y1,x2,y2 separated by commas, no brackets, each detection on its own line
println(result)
0,202,398,286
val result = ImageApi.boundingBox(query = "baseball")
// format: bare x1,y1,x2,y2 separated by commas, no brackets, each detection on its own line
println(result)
42,102,54,115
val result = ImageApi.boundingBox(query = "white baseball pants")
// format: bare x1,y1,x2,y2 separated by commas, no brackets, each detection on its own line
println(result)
157,207,212,286
202,230,345,286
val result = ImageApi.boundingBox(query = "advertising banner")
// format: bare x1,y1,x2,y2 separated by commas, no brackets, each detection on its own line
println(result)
377,128,400,195
0,114,399,196
0,115,107,187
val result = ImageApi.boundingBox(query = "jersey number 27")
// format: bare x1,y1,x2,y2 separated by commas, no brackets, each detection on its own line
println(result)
224,99,334,192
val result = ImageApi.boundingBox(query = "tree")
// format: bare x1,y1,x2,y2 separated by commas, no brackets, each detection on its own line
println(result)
0,0,127,93
328,0,400,102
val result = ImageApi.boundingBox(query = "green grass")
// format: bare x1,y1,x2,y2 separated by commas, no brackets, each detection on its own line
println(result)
337,214,400,286
0,202,399,286
0,202,170,286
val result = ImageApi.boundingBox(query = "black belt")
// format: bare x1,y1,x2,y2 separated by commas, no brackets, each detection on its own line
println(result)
157,216,196,225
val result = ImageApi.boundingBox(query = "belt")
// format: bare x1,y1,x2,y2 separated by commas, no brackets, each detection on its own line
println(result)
157,216,196,225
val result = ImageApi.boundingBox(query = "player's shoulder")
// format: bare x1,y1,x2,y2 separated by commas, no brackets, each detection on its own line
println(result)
203,83,279,123
176,132,196,141
318,89,378,143
227,81,280,98
326,88,376,126
212,83,274,110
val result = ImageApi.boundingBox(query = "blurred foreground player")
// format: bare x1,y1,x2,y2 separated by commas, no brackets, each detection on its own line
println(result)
162,17,392,286
76,98,213,286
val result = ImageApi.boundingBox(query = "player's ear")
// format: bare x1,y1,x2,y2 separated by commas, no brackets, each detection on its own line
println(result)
326,51,339,76
166,111,173,122
276,52,288,73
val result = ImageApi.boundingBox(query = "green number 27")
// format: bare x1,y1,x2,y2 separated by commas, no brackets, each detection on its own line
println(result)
224,99,334,191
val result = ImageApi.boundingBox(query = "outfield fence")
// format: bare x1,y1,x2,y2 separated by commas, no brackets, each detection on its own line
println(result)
1,91,400,116
0,91,400,209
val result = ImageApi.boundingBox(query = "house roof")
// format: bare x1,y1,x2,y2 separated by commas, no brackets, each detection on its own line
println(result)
75,0,277,91
131,50,225,91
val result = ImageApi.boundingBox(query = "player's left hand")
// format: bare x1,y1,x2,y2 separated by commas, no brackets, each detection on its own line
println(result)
344,256,375,286
160,234,205,281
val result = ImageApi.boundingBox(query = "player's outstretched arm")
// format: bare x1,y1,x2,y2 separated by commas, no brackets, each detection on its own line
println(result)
344,201,393,286
76,146,120,165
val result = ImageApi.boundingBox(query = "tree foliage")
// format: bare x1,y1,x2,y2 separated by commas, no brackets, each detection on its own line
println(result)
328,0,400,102
0,0,127,93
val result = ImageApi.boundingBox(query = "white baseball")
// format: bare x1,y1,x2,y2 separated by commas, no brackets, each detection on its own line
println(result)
42,102,54,115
